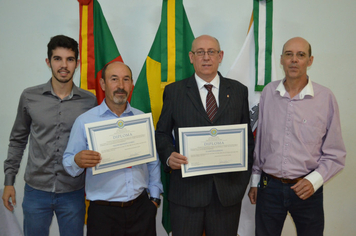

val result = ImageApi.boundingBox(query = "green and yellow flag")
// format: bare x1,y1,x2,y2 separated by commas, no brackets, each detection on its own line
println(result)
130,0,195,233
130,0,194,128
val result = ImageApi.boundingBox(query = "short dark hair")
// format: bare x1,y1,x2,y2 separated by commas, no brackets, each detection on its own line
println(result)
102,62,133,81
47,35,79,61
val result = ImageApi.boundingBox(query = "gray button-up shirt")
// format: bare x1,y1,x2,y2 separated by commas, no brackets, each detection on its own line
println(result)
4,79,97,193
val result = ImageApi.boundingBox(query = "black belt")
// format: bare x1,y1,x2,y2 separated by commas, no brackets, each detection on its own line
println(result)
92,190,146,207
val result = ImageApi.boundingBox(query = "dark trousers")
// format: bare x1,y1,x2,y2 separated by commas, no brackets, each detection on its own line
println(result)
87,192,157,236
170,185,241,236
256,173,324,236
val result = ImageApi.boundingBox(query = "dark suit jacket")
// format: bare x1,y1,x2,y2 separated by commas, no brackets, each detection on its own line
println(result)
155,72,254,207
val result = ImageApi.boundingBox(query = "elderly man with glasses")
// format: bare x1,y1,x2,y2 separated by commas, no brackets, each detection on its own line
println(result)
155,35,254,236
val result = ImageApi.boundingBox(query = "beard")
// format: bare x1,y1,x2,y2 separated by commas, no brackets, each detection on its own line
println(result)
113,88,128,105
52,68,73,84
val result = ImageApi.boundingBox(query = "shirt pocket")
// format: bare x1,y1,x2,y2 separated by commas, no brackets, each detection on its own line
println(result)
298,123,324,145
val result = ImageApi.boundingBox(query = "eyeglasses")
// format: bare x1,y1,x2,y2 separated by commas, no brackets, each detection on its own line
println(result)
191,49,220,57
283,51,308,60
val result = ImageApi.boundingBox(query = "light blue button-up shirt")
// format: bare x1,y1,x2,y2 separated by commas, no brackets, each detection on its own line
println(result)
63,100,163,201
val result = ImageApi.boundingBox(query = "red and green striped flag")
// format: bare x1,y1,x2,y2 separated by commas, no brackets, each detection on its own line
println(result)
78,0,124,104
78,0,125,223
130,0,195,233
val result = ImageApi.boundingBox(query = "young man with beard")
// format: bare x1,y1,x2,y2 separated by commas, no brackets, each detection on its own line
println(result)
2,35,97,236
63,61,163,236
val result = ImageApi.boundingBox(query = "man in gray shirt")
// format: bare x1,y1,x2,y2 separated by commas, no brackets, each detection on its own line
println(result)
2,35,97,236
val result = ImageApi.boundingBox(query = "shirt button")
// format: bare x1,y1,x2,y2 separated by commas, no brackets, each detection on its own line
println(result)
59,112,62,115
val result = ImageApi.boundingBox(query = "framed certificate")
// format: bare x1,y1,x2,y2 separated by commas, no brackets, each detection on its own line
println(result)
85,113,157,175
179,124,248,178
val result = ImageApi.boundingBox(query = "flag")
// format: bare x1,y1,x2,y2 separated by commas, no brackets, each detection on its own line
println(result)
226,1,276,235
78,0,124,104
130,0,195,233
78,0,126,224
227,0,276,134
130,0,194,128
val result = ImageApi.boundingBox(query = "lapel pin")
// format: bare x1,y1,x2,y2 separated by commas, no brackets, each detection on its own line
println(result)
227,95,230,98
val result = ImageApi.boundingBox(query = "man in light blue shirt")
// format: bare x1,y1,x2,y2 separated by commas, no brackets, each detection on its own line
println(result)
63,61,163,236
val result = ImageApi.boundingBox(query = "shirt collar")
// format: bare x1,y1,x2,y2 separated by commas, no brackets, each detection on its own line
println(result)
276,76,314,99
43,79,77,100
98,99,134,117
195,73,220,90
43,79,53,94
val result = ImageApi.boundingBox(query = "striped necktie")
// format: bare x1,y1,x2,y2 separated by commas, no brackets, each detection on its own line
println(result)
204,84,217,122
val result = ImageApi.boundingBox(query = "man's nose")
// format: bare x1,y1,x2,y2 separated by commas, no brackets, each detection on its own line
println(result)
202,53,210,60
291,54,298,62
61,59,68,68
117,79,124,88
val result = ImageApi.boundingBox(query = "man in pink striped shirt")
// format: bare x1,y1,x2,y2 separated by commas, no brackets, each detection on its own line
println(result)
248,37,346,236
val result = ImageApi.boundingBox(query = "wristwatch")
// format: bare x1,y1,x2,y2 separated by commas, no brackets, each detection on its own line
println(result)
150,197,161,206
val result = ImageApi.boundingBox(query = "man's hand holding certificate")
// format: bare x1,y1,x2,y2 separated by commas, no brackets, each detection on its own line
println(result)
85,113,157,175
179,124,248,178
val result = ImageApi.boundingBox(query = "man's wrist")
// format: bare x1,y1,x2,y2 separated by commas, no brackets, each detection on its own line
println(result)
150,197,161,206
251,174,261,187
4,175,15,186
304,171,324,192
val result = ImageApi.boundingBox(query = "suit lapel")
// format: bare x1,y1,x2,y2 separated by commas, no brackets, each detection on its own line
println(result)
186,75,211,123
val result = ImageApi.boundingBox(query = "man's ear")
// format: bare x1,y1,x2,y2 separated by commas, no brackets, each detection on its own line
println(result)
218,50,224,63
45,58,51,68
99,78,105,92
307,56,314,67
189,51,194,64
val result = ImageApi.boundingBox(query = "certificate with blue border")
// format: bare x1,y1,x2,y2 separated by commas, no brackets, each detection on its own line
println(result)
85,113,157,175
179,124,247,178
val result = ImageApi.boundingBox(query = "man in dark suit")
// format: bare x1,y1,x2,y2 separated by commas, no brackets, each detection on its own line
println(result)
155,35,254,236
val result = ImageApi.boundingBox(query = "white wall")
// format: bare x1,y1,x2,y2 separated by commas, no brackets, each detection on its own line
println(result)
0,0,355,235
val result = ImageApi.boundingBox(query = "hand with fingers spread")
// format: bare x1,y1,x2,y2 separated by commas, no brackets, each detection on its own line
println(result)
291,179,314,200
168,152,188,170
74,150,101,168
